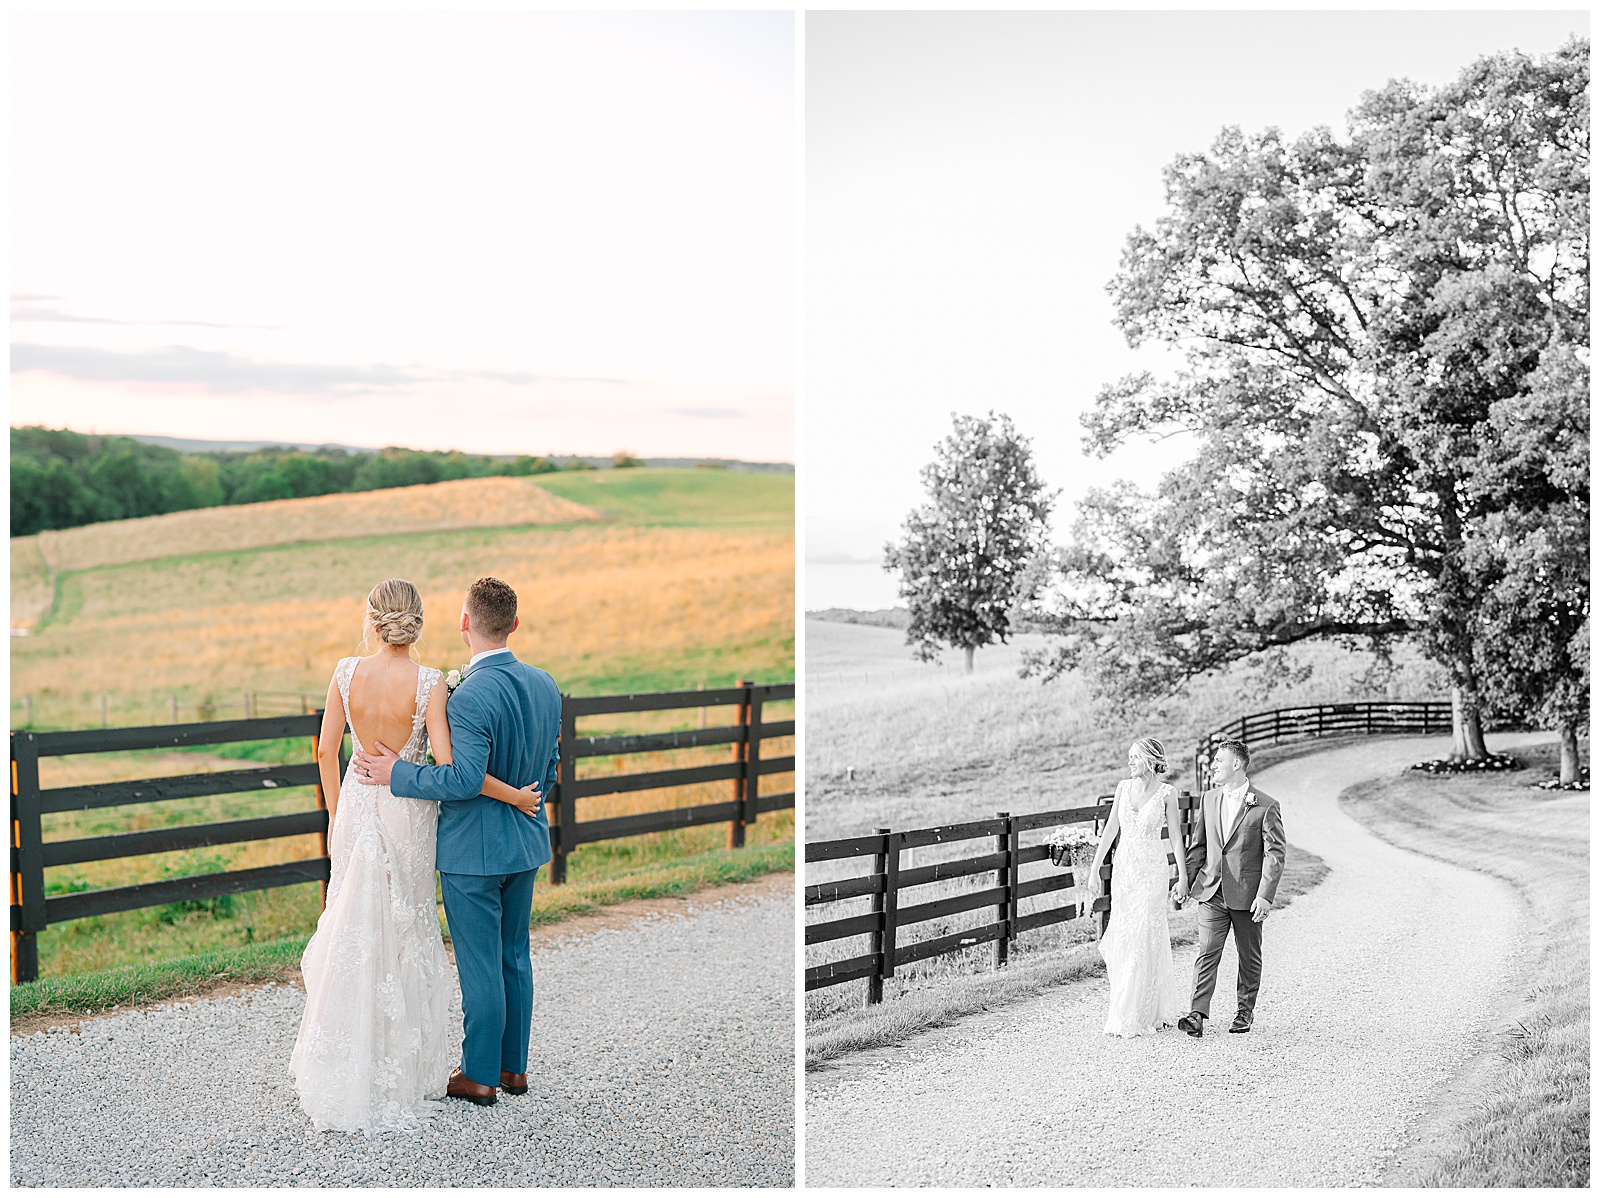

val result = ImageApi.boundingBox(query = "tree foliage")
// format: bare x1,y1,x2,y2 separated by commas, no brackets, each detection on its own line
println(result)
1021,38,1589,758
10,427,566,538
884,412,1054,672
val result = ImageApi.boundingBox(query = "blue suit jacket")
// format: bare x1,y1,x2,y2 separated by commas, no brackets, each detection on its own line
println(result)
390,652,559,876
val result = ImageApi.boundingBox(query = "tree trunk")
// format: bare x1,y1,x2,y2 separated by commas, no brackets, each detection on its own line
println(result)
963,645,975,674
1559,722,1581,785
1450,684,1489,761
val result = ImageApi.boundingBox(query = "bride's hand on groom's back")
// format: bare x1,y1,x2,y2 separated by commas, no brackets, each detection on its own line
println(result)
510,784,543,818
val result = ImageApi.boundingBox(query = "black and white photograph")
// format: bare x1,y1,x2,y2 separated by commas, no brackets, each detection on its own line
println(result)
803,10,1588,1189
10,10,795,1188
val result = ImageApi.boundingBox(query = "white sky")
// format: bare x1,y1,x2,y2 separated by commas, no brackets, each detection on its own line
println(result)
11,10,794,461
805,9,1587,609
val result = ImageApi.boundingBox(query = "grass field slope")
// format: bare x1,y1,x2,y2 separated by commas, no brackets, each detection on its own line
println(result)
19,476,601,584
803,617,1451,840
13,468,793,723
9,468,793,984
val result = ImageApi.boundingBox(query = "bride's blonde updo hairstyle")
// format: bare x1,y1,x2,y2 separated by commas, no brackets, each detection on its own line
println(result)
364,578,425,649
1129,736,1168,776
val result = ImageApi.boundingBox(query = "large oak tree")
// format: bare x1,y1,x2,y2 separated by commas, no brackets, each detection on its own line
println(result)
1021,38,1588,762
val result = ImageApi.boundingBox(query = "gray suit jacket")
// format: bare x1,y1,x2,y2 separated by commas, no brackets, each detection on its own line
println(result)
1184,784,1286,909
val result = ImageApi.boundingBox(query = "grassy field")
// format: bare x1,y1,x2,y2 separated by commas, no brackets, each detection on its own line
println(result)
11,468,793,982
1340,740,1588,1188
18,475,601,585
804,617,1451,840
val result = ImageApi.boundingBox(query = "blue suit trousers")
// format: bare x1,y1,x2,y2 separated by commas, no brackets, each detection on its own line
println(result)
440,867,539,1088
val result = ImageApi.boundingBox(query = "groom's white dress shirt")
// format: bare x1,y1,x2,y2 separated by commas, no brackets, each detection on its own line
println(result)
1221,780,1250,838
469,646,513,670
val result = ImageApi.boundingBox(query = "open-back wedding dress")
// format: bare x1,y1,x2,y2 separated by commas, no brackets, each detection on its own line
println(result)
289,657,455,1134
1097,778,1182,1037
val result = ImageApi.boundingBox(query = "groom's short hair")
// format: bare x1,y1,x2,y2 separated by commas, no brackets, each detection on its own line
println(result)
466,576,518,639
1216,739,1251,769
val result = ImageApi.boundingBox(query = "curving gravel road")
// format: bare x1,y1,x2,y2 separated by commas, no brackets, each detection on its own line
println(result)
805,735,1546,1188
12,879,794,1188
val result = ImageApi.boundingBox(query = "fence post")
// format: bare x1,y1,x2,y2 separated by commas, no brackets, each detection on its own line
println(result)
1007,812,1020,952
876,830,901,996
1366,702,1373,735
100,693,108,729
744,691,763,839
11,733,45,985
729,680,753,849
993,811,1011,969
552,695,576,885
866,829,889,1006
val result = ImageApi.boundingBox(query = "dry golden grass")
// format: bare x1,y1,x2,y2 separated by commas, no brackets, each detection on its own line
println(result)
11,536,53,628
29,476,601,577
15,523,793,724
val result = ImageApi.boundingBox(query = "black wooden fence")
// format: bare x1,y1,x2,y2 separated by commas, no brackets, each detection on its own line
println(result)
1193,699,1452,783
11,681,793,984
804,793,1202,1003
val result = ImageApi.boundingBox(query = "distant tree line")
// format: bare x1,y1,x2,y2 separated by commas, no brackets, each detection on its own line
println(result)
10,425,571,537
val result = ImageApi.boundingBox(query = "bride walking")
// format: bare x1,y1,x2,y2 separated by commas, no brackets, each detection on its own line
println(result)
1086,736,1188,1037
289,579,541,1134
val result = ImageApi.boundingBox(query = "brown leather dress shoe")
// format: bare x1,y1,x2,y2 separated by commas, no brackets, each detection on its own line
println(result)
446,1067,498,1106
500,1071,528,1095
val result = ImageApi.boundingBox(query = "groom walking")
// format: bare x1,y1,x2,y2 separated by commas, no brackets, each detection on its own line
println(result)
356,576,560,1105
1176,739,1285,1037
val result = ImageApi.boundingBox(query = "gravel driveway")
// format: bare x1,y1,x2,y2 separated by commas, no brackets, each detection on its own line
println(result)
12,879,795,1188
805,736,1544,1188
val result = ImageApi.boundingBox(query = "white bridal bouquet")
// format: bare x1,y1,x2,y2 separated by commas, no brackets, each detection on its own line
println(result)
1047,824,1099,921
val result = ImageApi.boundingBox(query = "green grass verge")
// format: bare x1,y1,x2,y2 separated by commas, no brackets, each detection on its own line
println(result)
534,468,792,527
12,936,309,1023
1339,739,1588,1189
14,841,793,1026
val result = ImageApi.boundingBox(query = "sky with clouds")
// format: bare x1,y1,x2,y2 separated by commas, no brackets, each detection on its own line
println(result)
11,11,794,461
806,9,1587,609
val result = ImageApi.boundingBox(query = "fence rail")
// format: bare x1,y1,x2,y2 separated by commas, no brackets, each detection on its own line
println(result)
804,793,1203,1004
1193,699,1451,782
11,681,793,984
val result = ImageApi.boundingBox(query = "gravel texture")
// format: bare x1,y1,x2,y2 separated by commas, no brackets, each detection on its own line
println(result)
805,735,1544,1188
12,882,795,1188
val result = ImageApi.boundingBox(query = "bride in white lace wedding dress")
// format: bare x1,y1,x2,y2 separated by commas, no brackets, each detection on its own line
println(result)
289,579,540,1134
1088,737,1188,1037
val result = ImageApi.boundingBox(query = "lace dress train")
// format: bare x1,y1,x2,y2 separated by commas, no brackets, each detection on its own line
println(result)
1097,779,1182,1037
289,659,455,1134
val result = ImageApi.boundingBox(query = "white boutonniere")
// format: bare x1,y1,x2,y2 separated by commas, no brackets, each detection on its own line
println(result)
1243,791,1258,807
445,668,464,693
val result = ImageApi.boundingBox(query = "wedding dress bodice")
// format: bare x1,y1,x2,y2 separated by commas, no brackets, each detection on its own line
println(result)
333,656,440,764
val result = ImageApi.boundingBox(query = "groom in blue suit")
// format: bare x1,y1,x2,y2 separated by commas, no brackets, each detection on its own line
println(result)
355,576,560,1105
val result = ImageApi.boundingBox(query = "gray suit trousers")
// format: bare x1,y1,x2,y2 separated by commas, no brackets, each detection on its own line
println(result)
1189,897,1263,1018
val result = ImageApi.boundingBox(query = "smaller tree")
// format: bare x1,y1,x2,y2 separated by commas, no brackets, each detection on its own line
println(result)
883,411,1054,672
